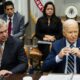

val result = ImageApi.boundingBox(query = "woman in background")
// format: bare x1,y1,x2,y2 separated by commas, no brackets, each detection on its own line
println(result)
35,1,63,60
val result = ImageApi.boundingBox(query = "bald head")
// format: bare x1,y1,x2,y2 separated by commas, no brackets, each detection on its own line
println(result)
63,19,79,44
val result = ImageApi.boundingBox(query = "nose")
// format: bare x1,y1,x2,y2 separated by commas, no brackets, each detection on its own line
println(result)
71,32,77,38
8,9,12,13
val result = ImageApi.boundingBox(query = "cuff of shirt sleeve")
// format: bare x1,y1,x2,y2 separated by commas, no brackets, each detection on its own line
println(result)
55,55,62,63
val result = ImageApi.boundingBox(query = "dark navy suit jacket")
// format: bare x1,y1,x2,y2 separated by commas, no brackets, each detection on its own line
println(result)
42,38,80,73
0,36,28,73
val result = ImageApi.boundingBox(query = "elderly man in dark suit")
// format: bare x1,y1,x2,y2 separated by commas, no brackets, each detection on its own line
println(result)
42,19,80,74
0,1,24,38
0,19,28,77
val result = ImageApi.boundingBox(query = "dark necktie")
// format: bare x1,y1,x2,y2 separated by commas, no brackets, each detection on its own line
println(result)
67,44,74,74
8,18,12,35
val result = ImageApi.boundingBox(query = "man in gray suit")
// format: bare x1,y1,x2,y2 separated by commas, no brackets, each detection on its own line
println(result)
0,1,24,38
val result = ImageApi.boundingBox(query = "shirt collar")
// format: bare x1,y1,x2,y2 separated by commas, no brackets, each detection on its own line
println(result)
66,39,76,47
0,42,5,49
7,14,14,20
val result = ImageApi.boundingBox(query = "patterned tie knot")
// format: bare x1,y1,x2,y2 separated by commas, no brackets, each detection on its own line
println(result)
70,44,74,48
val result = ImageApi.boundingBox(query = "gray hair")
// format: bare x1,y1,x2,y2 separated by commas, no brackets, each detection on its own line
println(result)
63,19,78,32
0,19,7,28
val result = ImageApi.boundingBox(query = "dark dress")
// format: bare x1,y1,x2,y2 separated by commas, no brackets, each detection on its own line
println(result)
35,16,63,60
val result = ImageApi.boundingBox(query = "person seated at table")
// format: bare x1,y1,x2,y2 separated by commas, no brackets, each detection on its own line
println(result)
42,19,80,74
35,1,63,60
0,1,25,39
0,19,28,77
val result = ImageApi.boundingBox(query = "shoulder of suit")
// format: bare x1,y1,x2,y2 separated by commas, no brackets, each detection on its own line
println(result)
53,16,61,21
0,14,7,18
14,12,24,18
37,16,47,23
12,36,22,43
8,36,22,44
77,38,80,42
53,38,64,45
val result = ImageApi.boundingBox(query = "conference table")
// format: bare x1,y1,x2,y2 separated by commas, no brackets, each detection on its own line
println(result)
2,72,80,80
3,72,43,80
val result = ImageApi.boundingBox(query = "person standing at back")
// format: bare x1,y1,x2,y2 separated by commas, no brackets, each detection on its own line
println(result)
35,1,63,60
0,1,25,38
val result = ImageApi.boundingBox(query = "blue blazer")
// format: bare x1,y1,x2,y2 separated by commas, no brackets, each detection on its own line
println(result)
0,12,24,38
1,36,28,73
42,38,80,73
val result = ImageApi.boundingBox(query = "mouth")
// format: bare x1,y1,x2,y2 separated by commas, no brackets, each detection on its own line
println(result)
8,13,13,17
70,39,77,42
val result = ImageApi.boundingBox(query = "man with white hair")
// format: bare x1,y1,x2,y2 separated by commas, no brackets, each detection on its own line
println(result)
42,19,80,74
0,19,28,77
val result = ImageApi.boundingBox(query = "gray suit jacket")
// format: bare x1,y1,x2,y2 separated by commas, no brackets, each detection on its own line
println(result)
0,11,24,38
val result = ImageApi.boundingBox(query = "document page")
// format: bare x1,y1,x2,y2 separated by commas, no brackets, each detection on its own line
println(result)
73,74,80,80
39,73,74,80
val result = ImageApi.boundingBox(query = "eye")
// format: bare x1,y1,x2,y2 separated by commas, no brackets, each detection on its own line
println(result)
69,32,72,34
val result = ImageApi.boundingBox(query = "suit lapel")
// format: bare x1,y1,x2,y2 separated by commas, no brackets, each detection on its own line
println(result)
13,13,18,34
76,38,80,48
56,38,66,52
3,14,7,22
59,38,66,72
1,37,13,66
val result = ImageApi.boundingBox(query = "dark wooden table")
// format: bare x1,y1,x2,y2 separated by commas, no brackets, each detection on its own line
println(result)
3,72,42,80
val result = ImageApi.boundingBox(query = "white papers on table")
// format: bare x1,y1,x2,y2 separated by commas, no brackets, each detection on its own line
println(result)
39,73,80,80
39,75,48,80
72,74,80,80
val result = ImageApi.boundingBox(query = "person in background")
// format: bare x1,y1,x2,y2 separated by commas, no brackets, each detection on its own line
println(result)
0,19,28,77
0,1,24,39
35,1,63,60
42,19,80,74
0,0,4,15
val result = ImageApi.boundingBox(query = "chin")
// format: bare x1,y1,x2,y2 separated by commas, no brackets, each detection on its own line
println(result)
2,39,7,42
70,41,76,44
8,14,13,17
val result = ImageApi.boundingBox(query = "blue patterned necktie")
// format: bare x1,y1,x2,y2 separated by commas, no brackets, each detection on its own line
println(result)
67,44,74,74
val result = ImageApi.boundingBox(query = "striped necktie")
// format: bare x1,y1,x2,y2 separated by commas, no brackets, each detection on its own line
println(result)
67,44,74,74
